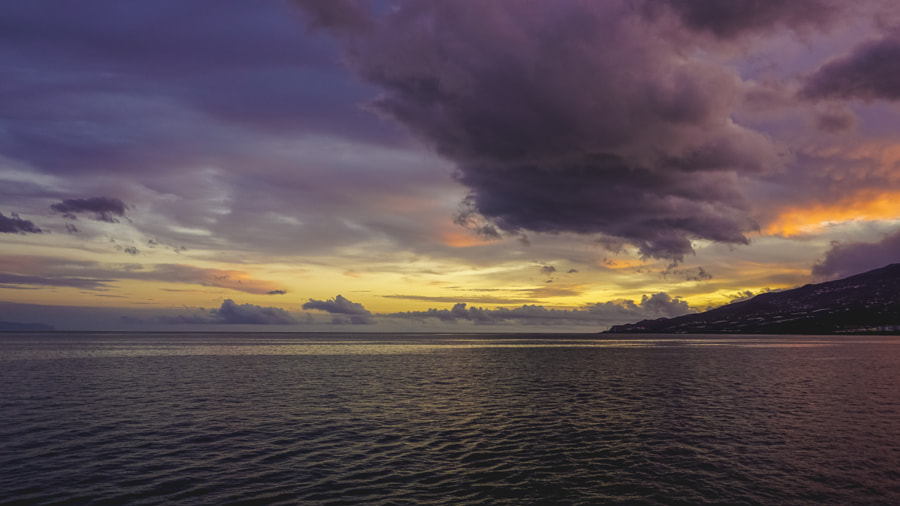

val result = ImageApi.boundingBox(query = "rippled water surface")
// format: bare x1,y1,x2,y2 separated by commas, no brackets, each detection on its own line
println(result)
2,332,900,504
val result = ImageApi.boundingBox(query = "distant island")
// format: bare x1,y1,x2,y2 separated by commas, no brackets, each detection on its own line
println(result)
606,263,900,335
0,321,56,331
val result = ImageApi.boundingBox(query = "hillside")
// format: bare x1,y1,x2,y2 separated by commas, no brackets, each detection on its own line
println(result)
606,263,900,334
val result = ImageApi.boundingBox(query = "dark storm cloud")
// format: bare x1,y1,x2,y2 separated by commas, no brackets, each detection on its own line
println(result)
390,292,694,327
801,35,900,102
50,197,126,222
812,230,900,280
299,1,784,260
646,0,842,38
0,212,42,234
303,294,374,324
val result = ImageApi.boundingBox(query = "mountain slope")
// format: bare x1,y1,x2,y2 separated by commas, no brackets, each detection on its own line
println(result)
606,263,900,334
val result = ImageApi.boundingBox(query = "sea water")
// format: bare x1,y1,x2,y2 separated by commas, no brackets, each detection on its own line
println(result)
2,332,899,504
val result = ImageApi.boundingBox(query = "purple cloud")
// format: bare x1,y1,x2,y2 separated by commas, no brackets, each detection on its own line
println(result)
303,294,369,314
292,0,372,33
645,0,843,39
0,212,41,234
814,106,857,133
297,1,784,260
0,255,288,295
303,294,374,324
213,299,296,324
0,273,110,290
802,34,900,102
51,197,126,222
812,229,900,280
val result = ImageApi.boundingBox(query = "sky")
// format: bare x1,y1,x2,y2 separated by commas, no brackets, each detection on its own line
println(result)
1,0,899,332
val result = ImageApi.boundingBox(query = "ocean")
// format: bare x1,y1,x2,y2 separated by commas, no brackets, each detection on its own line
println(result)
2,332,899,504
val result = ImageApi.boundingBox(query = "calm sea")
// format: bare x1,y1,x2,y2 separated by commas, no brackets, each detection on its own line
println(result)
2,332,899,505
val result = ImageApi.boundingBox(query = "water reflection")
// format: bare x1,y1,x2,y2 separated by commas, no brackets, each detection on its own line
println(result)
1,333,899,361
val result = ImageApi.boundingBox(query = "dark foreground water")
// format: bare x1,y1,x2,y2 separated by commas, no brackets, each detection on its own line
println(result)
2,333,900,505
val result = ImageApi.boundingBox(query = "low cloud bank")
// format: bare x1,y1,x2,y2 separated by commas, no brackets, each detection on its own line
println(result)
389,292,695,327
302,294,375,324
160,299,296,325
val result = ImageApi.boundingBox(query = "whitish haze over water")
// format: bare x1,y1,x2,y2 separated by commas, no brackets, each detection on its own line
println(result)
2,332,900,504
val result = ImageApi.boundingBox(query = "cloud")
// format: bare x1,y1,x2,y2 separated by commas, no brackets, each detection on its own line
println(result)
0,255,287,295
267,289,288,295
383,294,536,305
813,106,857,133
636,292,694,317
50,197,127,222
0,0,393,181
812,229,900,279
0,212,41,234
213,299,296,324
159,299,296,325
389,292,695,327
303,293,369,314
666,266,713,282
0,273,110,290
728,290,757,303
303,294,374,324
296,1,784,261
645,0,843,39
525,285,585,298
135,264,288,295
802,34,900,102
292,0,371,33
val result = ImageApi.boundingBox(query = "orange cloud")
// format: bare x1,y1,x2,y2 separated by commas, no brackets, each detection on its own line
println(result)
440,230,499,248
599,258,646,269
151,265,286,295
765,189,900,237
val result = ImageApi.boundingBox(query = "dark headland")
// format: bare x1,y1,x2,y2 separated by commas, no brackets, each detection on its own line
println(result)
606,263,900,335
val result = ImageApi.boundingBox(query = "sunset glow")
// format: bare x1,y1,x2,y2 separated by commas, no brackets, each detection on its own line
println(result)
766,190,900,237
